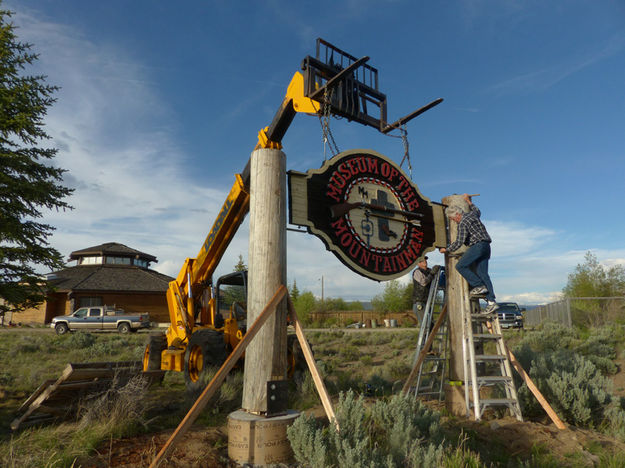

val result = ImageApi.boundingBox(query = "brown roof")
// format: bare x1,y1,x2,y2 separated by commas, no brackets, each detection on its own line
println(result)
69,242,157,263
48,265,173,293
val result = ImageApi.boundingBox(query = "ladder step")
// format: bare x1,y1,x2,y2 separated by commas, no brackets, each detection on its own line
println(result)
475,354,506,361
417,391,443,396
476,376,512,384
471,313,495,320
471,398,519,407
473,333,502,340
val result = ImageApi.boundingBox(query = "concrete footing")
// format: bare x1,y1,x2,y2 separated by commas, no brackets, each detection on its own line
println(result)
228,409,300,466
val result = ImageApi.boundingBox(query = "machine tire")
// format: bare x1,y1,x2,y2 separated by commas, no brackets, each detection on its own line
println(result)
287,334,309,378
117,322,131,334
184,329,227,393
55,322,69,335
143,333,167,371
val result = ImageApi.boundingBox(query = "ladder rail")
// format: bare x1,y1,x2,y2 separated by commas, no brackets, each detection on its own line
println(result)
463,295,523,421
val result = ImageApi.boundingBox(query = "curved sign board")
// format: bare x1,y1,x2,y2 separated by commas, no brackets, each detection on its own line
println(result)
288,149,446,281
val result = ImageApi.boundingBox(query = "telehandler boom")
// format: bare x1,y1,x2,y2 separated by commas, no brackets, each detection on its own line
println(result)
143,38,442,390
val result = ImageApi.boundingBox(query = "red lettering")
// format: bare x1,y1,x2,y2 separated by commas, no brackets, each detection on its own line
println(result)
359,249,371,268
367,157,379,174
383,257,393,272
339,163,351,180
372,254,383,272
397,176,409,191
347,160,359,176
331,218,349,236
389,167,399,182
395,253,407,270
348,239,361,258
403,245,417,263
381,162,391,178
406,198,420,211
340,233,352,247
355,157,367,173
326,183,342,202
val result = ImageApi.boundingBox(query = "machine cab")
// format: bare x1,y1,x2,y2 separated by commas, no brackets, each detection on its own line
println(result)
214,270,247,331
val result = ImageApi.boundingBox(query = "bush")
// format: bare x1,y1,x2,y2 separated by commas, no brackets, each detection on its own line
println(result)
62,332,97,349
514,346,616,428
287,390,444,467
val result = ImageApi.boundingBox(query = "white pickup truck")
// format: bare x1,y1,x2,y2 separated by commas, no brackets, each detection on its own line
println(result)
50,306,151,335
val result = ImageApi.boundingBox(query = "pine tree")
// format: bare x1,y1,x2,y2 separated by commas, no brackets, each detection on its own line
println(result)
233,254,247,272
289,279,300,301
0,6,72,316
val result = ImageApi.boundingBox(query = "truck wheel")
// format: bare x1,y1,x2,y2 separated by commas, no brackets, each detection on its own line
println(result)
117,322,131,334
184,329,227,393
55,323,69,335
143,333,167,371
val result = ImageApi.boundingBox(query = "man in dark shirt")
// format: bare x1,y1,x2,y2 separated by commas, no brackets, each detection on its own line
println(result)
439,193,499,315
412,256,440,323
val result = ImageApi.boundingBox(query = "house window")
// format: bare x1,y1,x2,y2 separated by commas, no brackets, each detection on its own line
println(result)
134,258,148,268
79,297,102,307
79,256,103,265
105,256,131,265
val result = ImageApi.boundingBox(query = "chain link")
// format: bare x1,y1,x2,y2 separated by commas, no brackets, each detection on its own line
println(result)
386,124,412,179
318,86,340,161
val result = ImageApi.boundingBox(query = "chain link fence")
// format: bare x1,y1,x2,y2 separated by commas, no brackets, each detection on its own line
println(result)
525,297,625,328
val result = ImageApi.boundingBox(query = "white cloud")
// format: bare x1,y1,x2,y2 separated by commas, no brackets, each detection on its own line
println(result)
9,6,623,308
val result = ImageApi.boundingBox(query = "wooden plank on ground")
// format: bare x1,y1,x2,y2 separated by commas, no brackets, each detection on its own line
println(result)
11,360,145,431
18,379,56,412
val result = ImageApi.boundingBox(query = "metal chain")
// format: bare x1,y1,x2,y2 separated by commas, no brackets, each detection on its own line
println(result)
386,124,412,179
318,87,340,161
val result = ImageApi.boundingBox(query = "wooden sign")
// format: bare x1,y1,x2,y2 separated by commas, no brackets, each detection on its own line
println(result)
288,149,446,281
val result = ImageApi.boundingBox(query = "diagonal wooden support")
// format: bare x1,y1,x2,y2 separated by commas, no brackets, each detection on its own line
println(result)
402,304,448,394
484,321,566,430
286,295,339,431
149,285,287,468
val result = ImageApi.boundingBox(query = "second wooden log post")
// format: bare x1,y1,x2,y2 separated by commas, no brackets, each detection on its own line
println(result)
242,147,288,412
442,194,470,416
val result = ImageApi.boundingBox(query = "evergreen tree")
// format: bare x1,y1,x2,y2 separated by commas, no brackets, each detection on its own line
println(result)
233,254,247,272
289,279,300,301
0,6,72,315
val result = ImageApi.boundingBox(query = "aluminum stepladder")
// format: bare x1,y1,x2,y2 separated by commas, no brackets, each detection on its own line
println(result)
462,292,523,421
410,267,449,400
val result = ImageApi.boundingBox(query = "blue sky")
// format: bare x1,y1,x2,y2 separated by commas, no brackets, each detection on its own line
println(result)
7,0,625,304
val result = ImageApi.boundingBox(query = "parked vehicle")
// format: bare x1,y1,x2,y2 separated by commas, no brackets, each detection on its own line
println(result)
51,306,150,335
497,302,524,329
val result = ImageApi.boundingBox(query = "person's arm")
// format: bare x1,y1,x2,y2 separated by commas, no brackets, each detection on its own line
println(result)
413,269,428,286
447,221,468,252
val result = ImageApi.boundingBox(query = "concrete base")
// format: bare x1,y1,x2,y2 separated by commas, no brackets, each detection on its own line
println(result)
228,409,300,466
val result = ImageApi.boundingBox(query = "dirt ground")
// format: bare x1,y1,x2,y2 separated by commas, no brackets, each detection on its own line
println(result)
76,340,625,468
79,403,625,468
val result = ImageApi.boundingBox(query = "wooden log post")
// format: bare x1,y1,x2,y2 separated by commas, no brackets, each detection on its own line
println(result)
242,147,288,413
442,194,470,416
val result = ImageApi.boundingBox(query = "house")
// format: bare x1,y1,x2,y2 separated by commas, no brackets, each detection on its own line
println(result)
17,242,174,324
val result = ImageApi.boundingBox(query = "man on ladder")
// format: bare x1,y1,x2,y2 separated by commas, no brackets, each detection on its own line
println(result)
439,193,499,315
412,256,440,325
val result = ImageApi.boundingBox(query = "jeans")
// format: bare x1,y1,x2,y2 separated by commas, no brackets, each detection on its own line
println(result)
456,241,495,302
